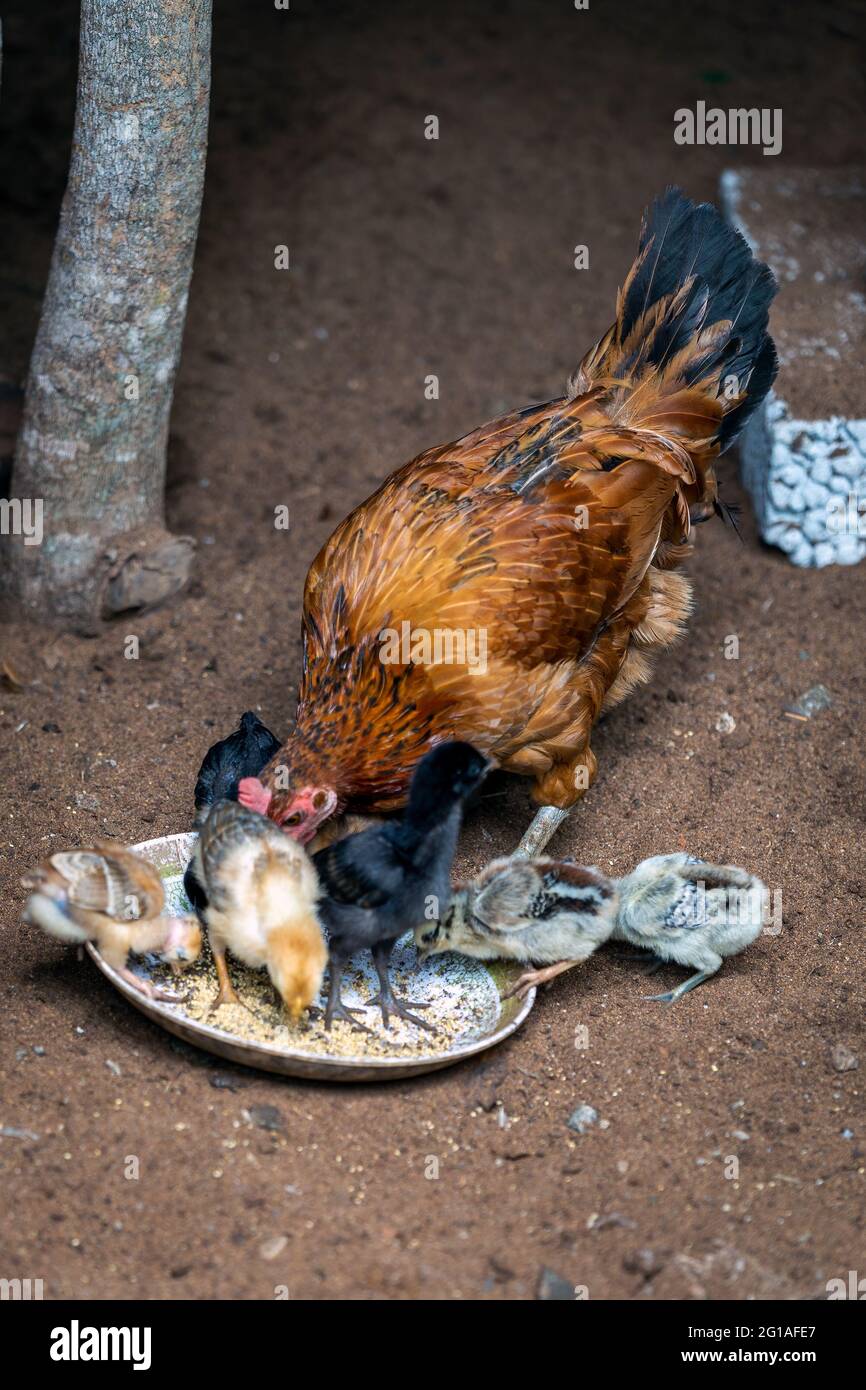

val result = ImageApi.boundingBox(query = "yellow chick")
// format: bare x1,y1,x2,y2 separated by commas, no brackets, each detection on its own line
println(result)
189,800,327,1020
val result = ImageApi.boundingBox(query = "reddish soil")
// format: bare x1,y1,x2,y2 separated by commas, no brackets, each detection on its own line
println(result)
0,1,863,1300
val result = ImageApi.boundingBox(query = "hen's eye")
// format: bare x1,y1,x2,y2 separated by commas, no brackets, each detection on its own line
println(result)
285,812,304,827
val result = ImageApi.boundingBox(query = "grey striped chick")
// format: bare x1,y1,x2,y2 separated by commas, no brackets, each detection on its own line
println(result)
415,856,619,1000
612,853,766,1003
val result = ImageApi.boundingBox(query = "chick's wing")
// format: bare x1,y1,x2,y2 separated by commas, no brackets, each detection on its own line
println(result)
50,845,161,921
313,830,405,911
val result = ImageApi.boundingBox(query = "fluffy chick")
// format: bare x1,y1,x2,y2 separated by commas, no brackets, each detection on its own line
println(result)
190,799,326,1019
612,853,766,1002
416,856,619,1000
184,711,282,914
313,741,489,1031
22,843,201,1001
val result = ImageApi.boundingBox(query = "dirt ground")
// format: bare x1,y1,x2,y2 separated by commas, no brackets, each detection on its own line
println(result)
1,0,864,1301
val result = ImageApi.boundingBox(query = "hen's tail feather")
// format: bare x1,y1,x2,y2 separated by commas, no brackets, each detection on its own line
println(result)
571,187,778,456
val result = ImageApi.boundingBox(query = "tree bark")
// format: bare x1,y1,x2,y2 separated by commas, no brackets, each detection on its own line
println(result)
5,0,212,628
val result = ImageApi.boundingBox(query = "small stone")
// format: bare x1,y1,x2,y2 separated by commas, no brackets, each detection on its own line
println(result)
248,1103,285,1132
0,1125,40,1141
829,472,853,494
835,534,864,565
567,1104,598,1135
785,685,832,719
813,541,835,568
209,1072,246,1092
803,510,829,543
715,712,736,734
536,1267,574,1300
105,1059,121,1076
624,1247,664,1277
831,452,863,480
768,481,792,511
810,456,832,484
259,1234,288,1261
588,1211,635,1231
830,1044,858,1073
74,791,100,812
778,462,806,489
801,480,829,509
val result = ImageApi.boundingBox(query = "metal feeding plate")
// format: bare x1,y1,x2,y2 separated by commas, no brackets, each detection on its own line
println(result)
85,832,536,1082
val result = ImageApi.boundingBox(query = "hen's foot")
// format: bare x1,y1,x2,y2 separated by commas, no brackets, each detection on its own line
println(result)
365,990,434,1032
502,958,578,1001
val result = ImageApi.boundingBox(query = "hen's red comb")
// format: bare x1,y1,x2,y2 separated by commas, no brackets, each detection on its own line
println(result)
237,777,272,815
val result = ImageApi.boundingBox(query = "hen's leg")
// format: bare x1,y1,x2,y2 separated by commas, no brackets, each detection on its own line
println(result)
324,955,374,1034
502,958,580,1000
366,941,434,1031
514,806,570,858
514,747,597,858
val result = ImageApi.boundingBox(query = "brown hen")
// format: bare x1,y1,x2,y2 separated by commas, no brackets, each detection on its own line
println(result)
240,188,777,855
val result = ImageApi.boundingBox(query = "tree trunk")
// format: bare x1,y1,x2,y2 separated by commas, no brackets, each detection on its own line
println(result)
5,0,212,628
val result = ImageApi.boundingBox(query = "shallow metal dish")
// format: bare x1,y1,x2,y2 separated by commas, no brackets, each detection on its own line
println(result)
85,832,536,1082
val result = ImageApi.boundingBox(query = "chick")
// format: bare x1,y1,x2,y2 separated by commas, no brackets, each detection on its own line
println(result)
184,711,282,914
313,741,489,1032
22,843,201,1001
190,799,326,1019
416,856,619,1000
612,853,766,1002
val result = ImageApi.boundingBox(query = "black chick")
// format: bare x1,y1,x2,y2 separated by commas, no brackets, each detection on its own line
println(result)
183,711,281,915
313,741,489,1032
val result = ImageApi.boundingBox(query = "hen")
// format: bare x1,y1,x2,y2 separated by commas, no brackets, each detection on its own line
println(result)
191,711,281,827
239,188,777,856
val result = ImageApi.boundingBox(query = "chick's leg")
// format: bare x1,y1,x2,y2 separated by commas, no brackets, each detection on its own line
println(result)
117,964,185,1004
99,927,183,1003
210,938,241,1009
646,962,721,1004
502,958,581,1001
366,940,434,1031
324,954,375,1034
